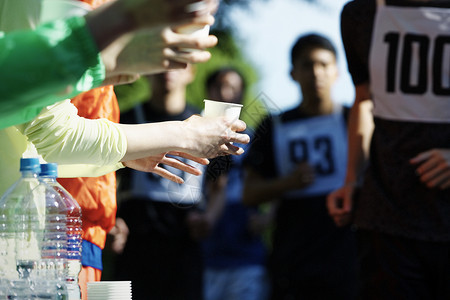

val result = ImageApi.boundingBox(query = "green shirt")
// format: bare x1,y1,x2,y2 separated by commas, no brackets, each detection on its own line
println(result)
0,16,105,129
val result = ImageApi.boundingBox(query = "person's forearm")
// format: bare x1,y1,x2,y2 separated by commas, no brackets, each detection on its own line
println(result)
204,175,227,224
119,121,189,161
344,83,374,186
17,100,126,166
242,169,292,206
84,0,134,52
120,115,249,161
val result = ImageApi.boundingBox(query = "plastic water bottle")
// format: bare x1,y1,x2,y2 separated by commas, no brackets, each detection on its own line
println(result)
31,163,69,299
0,158,41,297
40,163,82,300
0,158,70,299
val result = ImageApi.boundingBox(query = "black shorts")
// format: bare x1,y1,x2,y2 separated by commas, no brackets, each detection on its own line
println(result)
357,229,450,300
114,199,203,300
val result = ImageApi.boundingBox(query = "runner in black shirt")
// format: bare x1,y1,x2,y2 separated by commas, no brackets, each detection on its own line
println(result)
328,1,450,299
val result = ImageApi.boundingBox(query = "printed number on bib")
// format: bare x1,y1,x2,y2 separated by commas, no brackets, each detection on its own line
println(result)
289,136,335,176
384,33,450,95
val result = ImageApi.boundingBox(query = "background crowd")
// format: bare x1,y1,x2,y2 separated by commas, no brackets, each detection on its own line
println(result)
1,0,449,300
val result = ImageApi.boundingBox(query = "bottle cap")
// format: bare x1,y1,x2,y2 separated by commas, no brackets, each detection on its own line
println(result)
40,163,58,177
20,157,41,173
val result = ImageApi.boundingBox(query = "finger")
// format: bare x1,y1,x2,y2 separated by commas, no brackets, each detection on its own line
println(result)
179,13,215,26
163,59,187,71
435,170,450,189
160,156,204,176
220,143,245,156
415,156,440,177
424,169,450,189
229,132,250,145
419,162,448,184
439,176,450,190
342,194,353,213
206,0,220,15
227,118,247,132
163,46,211,66
151,166,185,184
167,151,210,165
171,7,214,28
410,150,433,165
169,31,218,49
184,0,219,15
326,193,339,215
102,74,140,86
169,49,213,64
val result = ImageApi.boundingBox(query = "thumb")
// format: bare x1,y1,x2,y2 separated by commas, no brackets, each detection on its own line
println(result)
342,191,353,213
410,150,432,165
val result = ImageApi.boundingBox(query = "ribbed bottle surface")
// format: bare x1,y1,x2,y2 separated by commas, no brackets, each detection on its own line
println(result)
0,159,41,282
40,163,82,300
0,159,70,299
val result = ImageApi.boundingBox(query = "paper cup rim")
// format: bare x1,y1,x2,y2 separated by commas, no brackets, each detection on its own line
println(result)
203,99,243,107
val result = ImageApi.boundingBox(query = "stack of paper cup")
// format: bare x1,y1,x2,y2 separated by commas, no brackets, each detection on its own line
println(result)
87,281,132,300
203,99,243,120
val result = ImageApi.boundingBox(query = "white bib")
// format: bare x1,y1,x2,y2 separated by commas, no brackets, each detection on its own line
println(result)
127,105,205,205
273,111,347,198
369,0,450,123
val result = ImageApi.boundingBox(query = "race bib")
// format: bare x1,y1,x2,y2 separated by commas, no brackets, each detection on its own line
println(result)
273,112,347,198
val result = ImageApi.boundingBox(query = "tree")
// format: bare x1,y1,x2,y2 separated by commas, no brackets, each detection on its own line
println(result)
185,29,267,129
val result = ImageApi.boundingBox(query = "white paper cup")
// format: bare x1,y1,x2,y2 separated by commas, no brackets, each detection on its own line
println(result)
203,99,243,120
176,1,211,52
185,1,208,13
175,24,210,52
176,24,210,38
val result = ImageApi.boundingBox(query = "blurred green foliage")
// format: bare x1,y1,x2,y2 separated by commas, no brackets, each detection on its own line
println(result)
114,76,151,113
185,29,267,129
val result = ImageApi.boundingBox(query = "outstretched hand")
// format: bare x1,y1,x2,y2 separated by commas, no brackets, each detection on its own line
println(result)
102,24,218,82
121,0,218,31
182,115,250,158
284,162,315,190
123,151,209,184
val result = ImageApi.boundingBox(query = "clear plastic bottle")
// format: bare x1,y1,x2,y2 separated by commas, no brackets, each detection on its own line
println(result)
0,158,41,297
29,162,69,300
40,163,82,300
0,159,70,299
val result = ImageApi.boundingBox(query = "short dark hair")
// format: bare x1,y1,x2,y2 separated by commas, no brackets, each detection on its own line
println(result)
290,33,337,65
206,67,246,92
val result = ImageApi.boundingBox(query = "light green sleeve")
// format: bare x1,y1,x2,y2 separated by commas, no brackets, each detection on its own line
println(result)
0,16,105,129
57,163,125,178
16,100,127,167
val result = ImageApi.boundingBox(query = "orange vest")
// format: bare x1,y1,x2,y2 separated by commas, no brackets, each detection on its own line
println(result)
57,0,120,250
58,86,119,249
58,2,119,296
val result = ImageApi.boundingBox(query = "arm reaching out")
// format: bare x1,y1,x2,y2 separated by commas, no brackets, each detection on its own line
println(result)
327,83,374,227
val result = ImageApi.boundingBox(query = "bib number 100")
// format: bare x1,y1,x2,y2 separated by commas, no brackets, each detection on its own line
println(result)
384,32,450,95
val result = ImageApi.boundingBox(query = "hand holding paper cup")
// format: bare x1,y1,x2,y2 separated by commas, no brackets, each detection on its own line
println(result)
175,24,211,52
203,99,244,146
174,1,213,52
203,99,243,121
